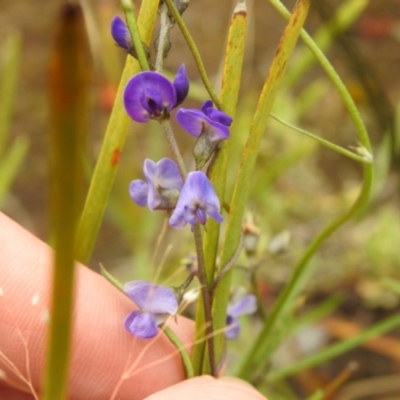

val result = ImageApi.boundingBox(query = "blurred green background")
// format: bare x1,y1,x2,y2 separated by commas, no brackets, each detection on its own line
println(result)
1,0,400,398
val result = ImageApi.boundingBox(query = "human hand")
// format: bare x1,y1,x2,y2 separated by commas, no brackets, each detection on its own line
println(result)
0,212,265,399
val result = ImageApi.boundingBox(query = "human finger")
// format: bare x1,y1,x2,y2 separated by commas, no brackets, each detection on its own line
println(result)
144,376,267,400
0,212,194,400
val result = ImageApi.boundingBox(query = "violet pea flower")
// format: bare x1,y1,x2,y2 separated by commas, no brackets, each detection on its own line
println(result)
176,100,233,140
169,171,223,230
129,158,183,211
124,281,178,339
225,294,257,340
124,64,189,123
176,100,232,167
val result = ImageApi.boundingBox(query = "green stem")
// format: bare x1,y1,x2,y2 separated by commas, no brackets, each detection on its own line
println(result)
163,326,194,378
121,0,150,71
270,113,372,164
163,0,222,109
193,224,216,377
155,2,169,72
160,119,187,179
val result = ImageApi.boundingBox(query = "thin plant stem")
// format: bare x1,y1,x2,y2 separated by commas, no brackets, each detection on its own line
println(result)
270,113,373,164
162,326,194,378
193,224,216,377
160,118,187,179
155,2,169,72
121,0,150,71
163,0,222,109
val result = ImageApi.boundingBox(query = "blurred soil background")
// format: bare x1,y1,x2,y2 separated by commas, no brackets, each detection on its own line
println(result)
1,0,400,399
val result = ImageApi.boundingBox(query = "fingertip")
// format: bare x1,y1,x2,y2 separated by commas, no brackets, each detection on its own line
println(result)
143,376,267,400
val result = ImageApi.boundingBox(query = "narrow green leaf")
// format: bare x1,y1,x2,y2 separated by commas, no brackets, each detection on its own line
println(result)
75,0,158,264
44,4,89,399
212,0,311,371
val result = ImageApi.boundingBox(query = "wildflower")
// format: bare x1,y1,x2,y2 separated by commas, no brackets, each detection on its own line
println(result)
124,280,178,339
176,100,232,167
169,171,223,230
129,158,183,211
110,16,150,61
225,294,257,340
124,64,189,122
111,16,133,53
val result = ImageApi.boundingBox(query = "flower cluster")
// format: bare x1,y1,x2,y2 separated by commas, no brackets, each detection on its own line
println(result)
111,16,238,340
124,63,230,231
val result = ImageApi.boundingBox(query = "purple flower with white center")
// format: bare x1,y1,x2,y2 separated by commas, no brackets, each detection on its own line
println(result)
124,64,189,123
111,16,133,53
225,294,257,340
169,171,223,230
176,100,232,167
124,281,179,339
129,158,183,211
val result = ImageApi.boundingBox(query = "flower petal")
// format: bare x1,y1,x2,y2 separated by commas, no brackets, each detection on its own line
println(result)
227,295,257,318
148,158,183,191
169,171,223,229
124,310,159,338
206,107,233,127
110,16,131,51
173,64,189,106
225,315,240,340
129,179,149,207
176,108,230,142
175,108,206,138
143,158,183,211
124,72,177,122
124,280,178,315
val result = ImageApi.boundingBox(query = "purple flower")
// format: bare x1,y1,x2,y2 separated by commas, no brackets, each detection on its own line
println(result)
225,295,257,340
169,171,223,230
111,16,133,53
176,100,232,167
129,158,183,211
124,64,189,122
124,281,179,339
176,100,232,140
